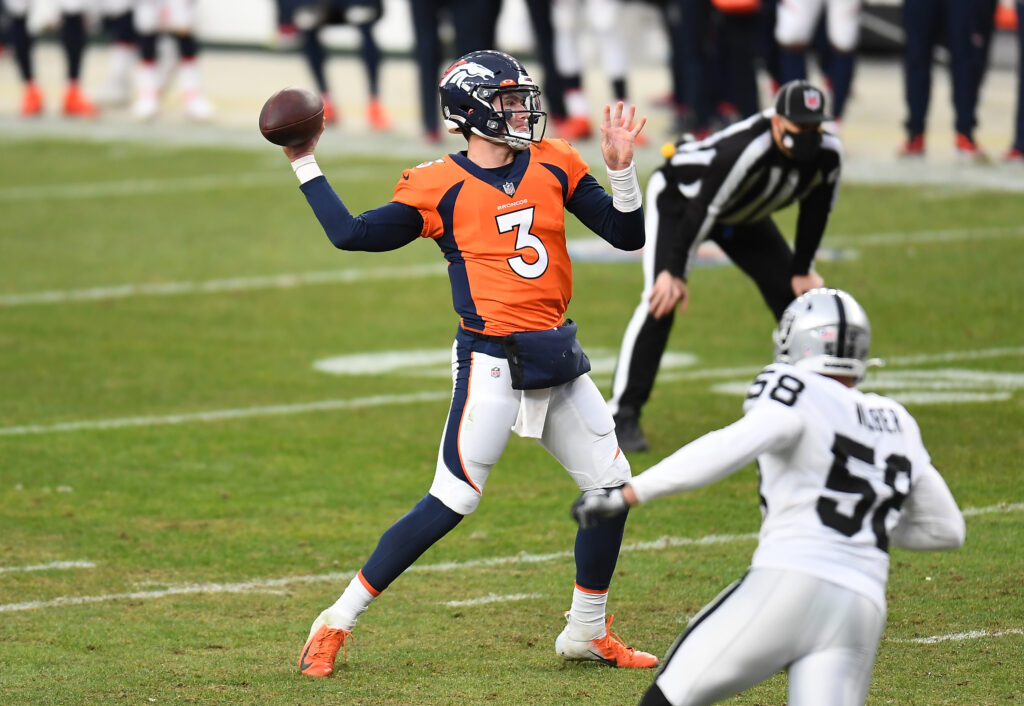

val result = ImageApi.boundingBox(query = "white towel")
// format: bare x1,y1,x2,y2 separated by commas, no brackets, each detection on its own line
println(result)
511,388,552,439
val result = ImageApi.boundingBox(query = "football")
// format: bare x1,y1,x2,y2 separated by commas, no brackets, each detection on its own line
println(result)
259,87,325,147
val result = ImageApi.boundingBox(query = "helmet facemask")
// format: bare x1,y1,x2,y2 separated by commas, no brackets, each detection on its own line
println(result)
438,51,548,151
474,86,546,150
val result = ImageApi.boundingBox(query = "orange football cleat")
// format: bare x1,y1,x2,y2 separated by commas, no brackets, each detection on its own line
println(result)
556,614,658,668
367,97,390,131
20,84,44,117
62,84,98,118
955,133,988,163
299,620,351,677
898,134,925,158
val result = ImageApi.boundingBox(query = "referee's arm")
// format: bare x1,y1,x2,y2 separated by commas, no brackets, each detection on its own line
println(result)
792,153,842,290
648,154,737,319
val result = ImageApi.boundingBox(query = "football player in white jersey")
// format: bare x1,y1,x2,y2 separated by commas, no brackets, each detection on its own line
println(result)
573,288,966,706
132,0,212,121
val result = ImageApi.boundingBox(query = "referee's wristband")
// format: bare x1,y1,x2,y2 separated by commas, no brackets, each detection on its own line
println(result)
291,154,323,184
606,161,642,212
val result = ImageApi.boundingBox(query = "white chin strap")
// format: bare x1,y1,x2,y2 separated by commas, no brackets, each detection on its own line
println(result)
474,126,530,150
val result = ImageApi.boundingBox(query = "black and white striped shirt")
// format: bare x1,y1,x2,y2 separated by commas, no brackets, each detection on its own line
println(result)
662,109,843,279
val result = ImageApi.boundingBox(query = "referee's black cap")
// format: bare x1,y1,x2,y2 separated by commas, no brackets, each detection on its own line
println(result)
774,80,830,124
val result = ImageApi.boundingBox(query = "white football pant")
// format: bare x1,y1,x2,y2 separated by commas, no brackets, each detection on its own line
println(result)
429,343,631,515
654,568,885,706
134,0,195,34
775,0,860,51
552,0,628,81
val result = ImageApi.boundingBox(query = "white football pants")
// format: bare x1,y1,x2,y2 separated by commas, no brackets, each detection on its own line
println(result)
775,0,861,51
429,341,631,515
653,568,885,706
134,0,195,34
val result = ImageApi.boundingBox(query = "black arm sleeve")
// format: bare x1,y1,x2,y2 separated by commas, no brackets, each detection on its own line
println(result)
299,175,423,252
663,157,735,280
791,177,838,275
565,173,645,251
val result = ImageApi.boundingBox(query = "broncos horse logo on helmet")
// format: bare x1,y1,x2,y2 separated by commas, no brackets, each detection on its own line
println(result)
439,50,547,150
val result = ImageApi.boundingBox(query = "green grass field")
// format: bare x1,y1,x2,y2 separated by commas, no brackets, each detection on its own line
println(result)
0,138,1021,705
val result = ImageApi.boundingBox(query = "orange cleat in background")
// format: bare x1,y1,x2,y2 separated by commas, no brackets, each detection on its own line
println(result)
62,83,98,118
20,83,44,117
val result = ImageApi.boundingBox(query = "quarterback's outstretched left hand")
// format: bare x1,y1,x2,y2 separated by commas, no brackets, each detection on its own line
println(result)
601,102,646,171
572,488,629,529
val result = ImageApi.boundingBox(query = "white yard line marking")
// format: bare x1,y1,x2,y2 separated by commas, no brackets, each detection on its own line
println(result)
440,593,545,607
0,560,95,575
885,347,1024,365
961,502,1024,517
0,503,1017,613
892,629,1024,644
0,167,390,201
2,348,1020,438
830,225,1024,247
3,226,1022,309
658,347,1024,386
0,263,447,307
0,391,449,437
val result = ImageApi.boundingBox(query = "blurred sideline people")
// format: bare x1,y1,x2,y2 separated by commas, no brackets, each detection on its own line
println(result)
0,0,9,54
775,0,859,122
551,0,631,139
708,0,761,121
409,0,500,142
132,0,213,121
659,0,766,138
6,0,98,117
95,0,136,107
574,288,966,706
1010,0,1024,162
522,0,567,124
279,0,390,129
608,81,839,452
899,0,997,160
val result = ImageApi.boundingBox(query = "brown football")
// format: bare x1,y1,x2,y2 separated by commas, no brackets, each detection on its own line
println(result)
259,87,325,147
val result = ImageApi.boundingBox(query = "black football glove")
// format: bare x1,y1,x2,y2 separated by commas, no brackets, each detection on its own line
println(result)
571,488,629,529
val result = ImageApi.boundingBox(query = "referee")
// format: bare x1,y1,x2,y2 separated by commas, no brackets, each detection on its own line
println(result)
609,80,842,452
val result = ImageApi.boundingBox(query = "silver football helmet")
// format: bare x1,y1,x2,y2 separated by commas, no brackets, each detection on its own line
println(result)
773,288,871,382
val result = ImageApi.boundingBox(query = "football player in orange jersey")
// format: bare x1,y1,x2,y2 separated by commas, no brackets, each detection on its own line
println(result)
281,50,654,679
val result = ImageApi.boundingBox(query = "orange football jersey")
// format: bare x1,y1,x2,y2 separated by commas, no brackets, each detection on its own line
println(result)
392,139,590,336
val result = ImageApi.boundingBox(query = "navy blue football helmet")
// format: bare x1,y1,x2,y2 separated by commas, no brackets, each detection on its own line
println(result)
438,50,546,150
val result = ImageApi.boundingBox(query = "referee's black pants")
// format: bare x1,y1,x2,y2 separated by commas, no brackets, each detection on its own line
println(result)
608,168,797,421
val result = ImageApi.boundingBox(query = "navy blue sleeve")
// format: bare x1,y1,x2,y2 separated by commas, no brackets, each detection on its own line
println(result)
565,173,645,251
299,175,423,252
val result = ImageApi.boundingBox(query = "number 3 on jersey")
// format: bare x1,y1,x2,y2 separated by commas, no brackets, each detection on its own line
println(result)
496,207,548,279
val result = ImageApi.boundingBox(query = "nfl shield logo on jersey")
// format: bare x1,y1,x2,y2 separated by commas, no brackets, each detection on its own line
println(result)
491,366,501,378
502,181,516,196
804,90,821,110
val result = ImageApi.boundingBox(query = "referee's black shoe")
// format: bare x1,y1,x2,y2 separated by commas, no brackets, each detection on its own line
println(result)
614,414,649,453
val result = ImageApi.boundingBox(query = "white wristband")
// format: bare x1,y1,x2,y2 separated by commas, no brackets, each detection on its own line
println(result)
291,154,323,185
606,161,642,212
